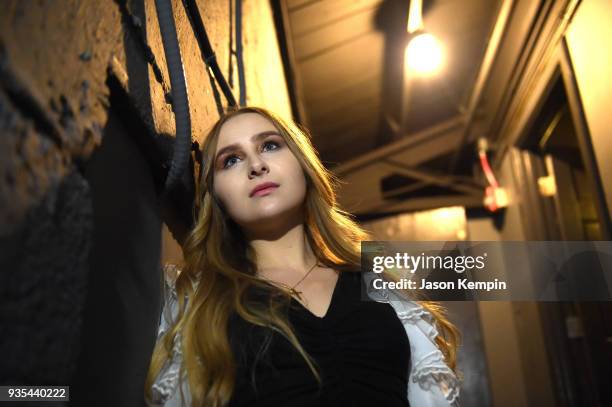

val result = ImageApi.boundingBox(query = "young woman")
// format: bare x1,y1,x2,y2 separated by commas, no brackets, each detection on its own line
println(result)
145,107,460,406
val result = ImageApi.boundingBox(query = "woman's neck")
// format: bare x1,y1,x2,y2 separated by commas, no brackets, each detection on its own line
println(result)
247,221,317,276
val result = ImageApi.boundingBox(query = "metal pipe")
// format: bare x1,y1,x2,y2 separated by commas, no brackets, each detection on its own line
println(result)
155,0,193,194
448,0,514,173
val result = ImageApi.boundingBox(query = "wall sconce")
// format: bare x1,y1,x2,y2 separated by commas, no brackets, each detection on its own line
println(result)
538,175,557,197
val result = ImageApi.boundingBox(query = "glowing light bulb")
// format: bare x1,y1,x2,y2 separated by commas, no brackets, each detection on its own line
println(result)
405,33,444,76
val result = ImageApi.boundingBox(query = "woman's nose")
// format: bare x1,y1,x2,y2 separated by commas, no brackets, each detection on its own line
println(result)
248,156,269,178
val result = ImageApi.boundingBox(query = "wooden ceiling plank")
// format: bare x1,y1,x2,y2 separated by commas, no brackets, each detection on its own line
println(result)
307,89,381,142
313,96,380,137
293,7,379,61
304,73,381,106
289,0,383,37
299,33,384,96
309,84,380,126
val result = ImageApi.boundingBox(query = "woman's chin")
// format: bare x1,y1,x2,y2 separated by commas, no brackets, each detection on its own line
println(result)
238,207,303,232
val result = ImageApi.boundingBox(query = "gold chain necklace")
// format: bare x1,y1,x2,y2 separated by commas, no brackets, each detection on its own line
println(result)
289,260,319,297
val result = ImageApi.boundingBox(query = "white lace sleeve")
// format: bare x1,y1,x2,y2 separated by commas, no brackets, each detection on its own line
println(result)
148,264,192,407
366,275,460,406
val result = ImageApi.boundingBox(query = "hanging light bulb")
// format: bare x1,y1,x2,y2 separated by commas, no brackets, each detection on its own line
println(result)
405,32,444,75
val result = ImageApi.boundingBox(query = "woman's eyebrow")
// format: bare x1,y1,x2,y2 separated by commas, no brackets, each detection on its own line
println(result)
215,130,281,162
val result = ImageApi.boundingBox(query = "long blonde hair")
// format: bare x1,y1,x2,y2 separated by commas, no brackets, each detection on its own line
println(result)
145,106,460,406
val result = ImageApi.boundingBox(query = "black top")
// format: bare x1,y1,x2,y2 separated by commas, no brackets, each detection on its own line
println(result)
228,270,411,407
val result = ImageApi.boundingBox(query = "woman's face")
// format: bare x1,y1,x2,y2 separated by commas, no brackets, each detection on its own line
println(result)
212,113,307,231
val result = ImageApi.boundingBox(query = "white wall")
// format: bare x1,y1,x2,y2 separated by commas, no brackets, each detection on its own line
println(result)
566,0,612,220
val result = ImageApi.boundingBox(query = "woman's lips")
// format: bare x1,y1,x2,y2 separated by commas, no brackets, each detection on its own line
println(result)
251,185,278,197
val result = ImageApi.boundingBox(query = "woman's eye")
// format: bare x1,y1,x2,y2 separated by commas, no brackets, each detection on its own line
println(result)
221,141,280,169
223,155,240,168
262,140,280,152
